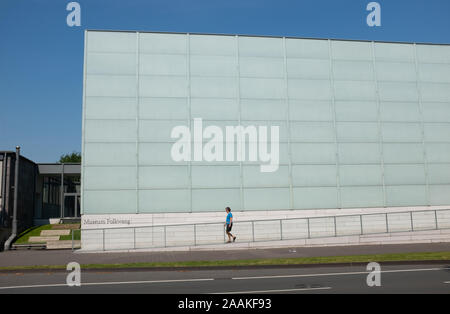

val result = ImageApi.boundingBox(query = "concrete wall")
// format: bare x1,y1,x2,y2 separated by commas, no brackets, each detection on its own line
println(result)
80,207,450,251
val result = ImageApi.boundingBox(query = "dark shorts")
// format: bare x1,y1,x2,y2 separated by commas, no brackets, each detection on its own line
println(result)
226,223,233,233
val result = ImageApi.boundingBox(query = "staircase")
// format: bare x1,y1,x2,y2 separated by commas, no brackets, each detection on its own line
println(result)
12,223,81,250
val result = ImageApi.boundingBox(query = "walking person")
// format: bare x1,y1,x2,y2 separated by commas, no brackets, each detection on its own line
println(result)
224,207,236,243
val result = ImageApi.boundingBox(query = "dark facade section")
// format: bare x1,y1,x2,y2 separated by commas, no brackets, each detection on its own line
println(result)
0,152,37,249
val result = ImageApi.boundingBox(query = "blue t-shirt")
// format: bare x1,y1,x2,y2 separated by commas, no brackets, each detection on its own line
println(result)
226,212,233,224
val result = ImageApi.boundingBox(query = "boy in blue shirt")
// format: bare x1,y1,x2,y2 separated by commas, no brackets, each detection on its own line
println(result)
224,207,236,243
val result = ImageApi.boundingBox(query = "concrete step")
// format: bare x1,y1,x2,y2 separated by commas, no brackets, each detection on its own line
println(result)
41,230,71,236
28,236,60,243
46,240,81,250
52,223,80,230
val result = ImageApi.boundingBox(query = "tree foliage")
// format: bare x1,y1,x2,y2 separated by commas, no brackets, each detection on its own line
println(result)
59,151,81,163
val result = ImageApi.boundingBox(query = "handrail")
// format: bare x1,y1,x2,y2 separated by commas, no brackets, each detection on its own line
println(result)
74,208,450,251
78,208,450,231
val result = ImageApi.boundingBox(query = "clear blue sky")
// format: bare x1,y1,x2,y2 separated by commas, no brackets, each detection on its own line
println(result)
1,0,449,162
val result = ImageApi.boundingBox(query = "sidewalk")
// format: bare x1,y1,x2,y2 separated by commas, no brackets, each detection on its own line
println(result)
0,243,449,268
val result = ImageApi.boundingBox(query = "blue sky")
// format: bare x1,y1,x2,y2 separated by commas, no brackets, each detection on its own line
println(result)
1,0,449,162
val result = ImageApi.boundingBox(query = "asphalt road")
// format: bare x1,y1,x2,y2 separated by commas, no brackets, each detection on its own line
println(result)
0,263,449,294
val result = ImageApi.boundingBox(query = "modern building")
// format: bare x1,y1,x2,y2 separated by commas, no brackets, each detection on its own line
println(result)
81,30,450,249
0,150,81,249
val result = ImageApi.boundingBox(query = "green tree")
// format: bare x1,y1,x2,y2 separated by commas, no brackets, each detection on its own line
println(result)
59,151,81,163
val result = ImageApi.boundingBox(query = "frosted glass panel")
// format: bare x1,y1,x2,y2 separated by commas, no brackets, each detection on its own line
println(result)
139,76,187,97
375,62,416,82
331,41,372,60
84,143,136,166
338,143,381,164
190,55,236,77
139,190,190,212
140,54,187,76
426,144,450,163
243,165,289,187
419,63,450,83
139,97,188,120
384,164,426,185
85,97,136,119
191,166,240,188
87,53,135,75
191,77,237,98
244,188,290,210
335,101,378,121
422,102,450,122
238,37,283,57
374,43,414,61
293,187,338,209
83,31,450,215
290,122,334,142
386,186,427,206
419,83,450,102
87,31,136,53
192,189,241,211
289,100,332,121
139,143,186,165
416,45,450,63
341,187,384,208
84,166,136,190
333,61,373,81
383,143,424,164
286,38,329,59
292,165,337,187
240,57,284,78
139,33,186,54
288,79,331,100
424,124,450,142
382,123,423,142
429,185,450,205
139,166,189,189
340,165,382,186
378,82,418,101
86,75,136,97
84,190,136,214
240,78,284,99
334,81,376,100
139,120,185,142
287,58,330,79
241,99,287,120
380,102,421,122
337,122,379,142
190,34,236,56
428,164,450,184
191,98,239,120
291,143,336,164
85,120,136,142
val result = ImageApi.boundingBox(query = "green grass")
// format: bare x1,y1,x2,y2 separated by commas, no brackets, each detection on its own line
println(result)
1,251,449,271
14,224,53,244
14,224,81,244
60,229,81,241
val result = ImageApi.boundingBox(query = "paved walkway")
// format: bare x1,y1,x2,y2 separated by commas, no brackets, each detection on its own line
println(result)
0,243,449,268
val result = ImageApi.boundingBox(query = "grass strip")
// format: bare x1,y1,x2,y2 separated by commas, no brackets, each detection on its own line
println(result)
14,224,53,244
1,251,449,271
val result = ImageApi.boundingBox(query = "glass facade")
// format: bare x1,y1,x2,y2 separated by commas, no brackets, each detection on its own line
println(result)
82,31,450,214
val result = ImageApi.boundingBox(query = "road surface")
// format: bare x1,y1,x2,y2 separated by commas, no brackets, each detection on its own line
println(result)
0,263,449,294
